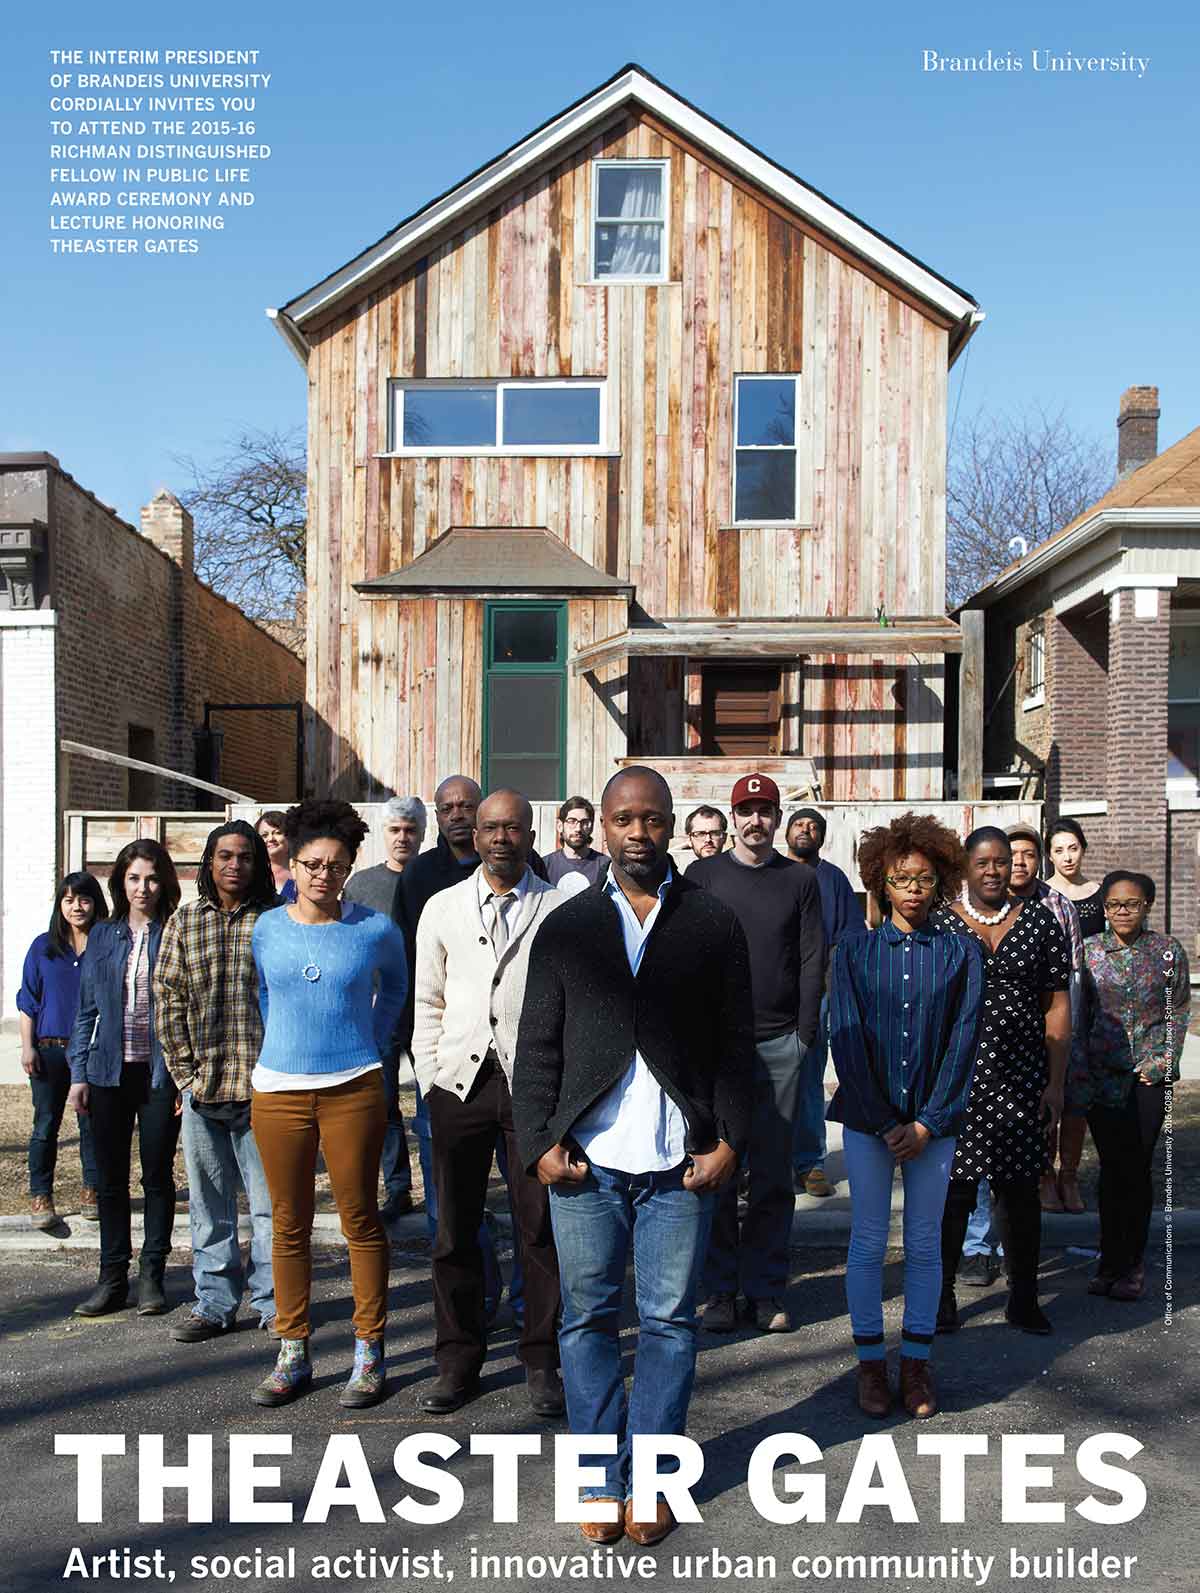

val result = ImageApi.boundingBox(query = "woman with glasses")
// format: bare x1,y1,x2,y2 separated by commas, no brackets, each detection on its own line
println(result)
931,829,1071,1337
1081,871,1189,1302
67,842,182,1316
249,799,408,1409
829,814,983,1419
19,871,109,1229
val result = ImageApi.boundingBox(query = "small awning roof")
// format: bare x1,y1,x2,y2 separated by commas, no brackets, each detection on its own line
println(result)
570,616,963,674
355,527,634,599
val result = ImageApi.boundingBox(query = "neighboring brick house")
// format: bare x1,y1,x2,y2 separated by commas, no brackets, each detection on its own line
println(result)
0,452,304,1014
962,388,1200,955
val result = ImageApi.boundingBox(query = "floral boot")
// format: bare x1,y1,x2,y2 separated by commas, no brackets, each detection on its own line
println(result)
339,1338,386,1408
252,1338,312,1407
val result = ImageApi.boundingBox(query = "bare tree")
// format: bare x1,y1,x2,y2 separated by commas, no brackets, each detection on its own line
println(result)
947,406,1111,607
175,428,307,627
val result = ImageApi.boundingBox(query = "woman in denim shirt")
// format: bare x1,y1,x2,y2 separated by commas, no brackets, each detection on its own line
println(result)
1081,870,1189,1302
68,841,182,1317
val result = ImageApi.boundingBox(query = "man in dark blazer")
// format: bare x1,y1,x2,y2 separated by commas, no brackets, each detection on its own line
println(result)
513,767,754,1548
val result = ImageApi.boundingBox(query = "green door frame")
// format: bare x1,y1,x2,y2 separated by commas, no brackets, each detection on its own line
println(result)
481,600,568,799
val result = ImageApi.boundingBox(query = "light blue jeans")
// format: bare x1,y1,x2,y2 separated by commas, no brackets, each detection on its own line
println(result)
842,1126,956,1361
963,1178,1002,1258
550,1160,714,1500
181,1094,275,1327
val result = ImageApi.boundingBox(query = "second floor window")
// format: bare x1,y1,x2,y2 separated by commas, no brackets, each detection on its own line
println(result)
734,374,799,523
1027,625,1045,695
593,160,668,281
389,379,605,454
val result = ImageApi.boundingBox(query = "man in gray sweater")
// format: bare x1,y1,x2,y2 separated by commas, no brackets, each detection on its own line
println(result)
343,796,427,1219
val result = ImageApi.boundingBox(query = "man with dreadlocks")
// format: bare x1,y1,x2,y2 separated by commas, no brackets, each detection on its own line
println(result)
153,821,279,1337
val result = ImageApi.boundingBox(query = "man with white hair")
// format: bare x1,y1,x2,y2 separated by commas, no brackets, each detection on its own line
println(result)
344,795,428,1220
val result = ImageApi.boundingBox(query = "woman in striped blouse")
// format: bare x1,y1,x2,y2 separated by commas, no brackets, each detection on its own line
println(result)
829,813,984,1421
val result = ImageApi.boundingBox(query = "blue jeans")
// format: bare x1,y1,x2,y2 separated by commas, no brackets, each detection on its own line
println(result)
550,1160,714,1500
841,1126,956,1361
963,1177,998,1257
705,1028,805,1300
381,1050,413,1197
181,1094,275,1327
413,1085,517,1315
28,1043,98,1196
791,996,829,1175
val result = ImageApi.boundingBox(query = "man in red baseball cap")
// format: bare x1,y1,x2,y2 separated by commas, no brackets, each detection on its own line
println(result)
688,772,825,1332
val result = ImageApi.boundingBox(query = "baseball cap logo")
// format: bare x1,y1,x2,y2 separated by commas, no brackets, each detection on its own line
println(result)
748,777,761,793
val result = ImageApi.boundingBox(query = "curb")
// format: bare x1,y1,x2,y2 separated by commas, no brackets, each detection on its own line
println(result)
2,1207,1197,1252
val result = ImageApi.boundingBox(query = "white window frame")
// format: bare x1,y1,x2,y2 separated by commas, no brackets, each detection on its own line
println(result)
388,378,608,457
1167,615,1200,795
732,373,802,526
591,158,670,284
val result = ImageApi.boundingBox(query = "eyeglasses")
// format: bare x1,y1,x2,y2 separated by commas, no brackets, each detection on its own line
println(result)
690,829,726,841
886,874,937,891
1105,899,1145,914
296,858,351,880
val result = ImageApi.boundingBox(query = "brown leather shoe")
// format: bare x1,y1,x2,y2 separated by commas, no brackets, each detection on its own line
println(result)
856,1360,891,1417
79,1187,99,1221
1038,1173,1064,1213
624,1499,674,1546
899,1356,938,1419
579,1499,624,1544
30,1194,57,1231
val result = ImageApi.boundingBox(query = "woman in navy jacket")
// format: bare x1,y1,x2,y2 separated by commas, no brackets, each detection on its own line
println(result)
67,841,182,1317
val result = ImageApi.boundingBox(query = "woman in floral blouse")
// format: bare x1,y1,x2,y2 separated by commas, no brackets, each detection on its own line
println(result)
1081,870,1189,1302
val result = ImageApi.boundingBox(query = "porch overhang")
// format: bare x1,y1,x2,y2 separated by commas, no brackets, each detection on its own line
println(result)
568,615,964,675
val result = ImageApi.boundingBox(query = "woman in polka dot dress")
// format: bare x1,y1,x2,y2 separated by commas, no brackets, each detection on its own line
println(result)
931,828,1071,1336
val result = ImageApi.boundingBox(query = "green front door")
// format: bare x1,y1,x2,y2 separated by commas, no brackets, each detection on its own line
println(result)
482,602,567,799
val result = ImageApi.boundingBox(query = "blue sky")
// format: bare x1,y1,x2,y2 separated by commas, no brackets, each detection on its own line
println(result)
3,0,1196,531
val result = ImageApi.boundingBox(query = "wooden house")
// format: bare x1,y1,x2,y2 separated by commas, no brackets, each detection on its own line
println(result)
270,65,984,807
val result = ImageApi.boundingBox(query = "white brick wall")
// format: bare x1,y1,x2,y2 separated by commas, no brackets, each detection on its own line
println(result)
0,614,58,1018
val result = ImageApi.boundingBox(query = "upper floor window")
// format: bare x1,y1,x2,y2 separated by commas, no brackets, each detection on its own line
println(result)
593,159,669,281
1027,624,1045,695
389,379,605,455
733,374,799,523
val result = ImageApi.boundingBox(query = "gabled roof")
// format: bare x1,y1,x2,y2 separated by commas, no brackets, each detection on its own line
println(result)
270,64,980,356
354,527,634,598
963,425,1200,608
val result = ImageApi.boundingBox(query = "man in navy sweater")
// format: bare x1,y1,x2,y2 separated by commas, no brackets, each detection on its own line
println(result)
786,806,867,1198
689,774,825,1333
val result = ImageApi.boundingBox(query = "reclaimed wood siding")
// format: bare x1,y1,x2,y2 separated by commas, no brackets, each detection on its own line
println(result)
305,112,950,799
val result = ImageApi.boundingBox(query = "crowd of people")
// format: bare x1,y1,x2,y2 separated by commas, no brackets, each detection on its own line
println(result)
16,776,1188,1545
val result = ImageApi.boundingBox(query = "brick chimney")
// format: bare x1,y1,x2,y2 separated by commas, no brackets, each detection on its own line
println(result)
140,488,193,573
1116,386,1160,480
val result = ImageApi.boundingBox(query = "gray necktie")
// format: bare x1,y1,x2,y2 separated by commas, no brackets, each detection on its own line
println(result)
487,892,513,958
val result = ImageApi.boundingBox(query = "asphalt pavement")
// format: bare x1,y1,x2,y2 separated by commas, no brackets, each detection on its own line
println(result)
2,1237,1197,1593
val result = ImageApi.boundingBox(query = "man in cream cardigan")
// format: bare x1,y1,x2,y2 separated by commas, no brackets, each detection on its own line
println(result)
413,787,565,1417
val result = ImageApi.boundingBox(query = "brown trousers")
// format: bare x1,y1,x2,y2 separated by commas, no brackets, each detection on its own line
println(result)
252,1071,389,1341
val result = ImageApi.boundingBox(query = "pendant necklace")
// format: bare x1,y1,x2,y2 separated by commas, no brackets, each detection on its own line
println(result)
959,890,1012,927
296,913,334,982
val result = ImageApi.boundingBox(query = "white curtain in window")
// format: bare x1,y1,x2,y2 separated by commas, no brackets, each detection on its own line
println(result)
612,168,661,218
600,168,662,275
608,225,660,275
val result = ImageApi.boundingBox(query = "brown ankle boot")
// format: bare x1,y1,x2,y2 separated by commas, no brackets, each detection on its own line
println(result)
1057,1116,1087,1213
899,1356,938,1419
856,1360,891,1417
1038,1172,1064,1213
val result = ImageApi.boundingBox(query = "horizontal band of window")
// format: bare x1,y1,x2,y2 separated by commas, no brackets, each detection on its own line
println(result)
375,449,622,460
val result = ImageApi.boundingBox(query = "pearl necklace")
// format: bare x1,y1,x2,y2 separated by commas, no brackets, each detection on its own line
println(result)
959,890,1012,926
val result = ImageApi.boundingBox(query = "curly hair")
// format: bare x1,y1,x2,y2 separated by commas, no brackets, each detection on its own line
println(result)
855,811,966,913
282,798,369,861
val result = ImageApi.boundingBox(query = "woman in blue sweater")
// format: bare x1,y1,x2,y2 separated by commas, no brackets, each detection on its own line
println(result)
829,813,983,1421
250,799,408,1409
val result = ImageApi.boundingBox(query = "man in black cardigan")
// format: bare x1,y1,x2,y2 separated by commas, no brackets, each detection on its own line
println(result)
513,767,754,1548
